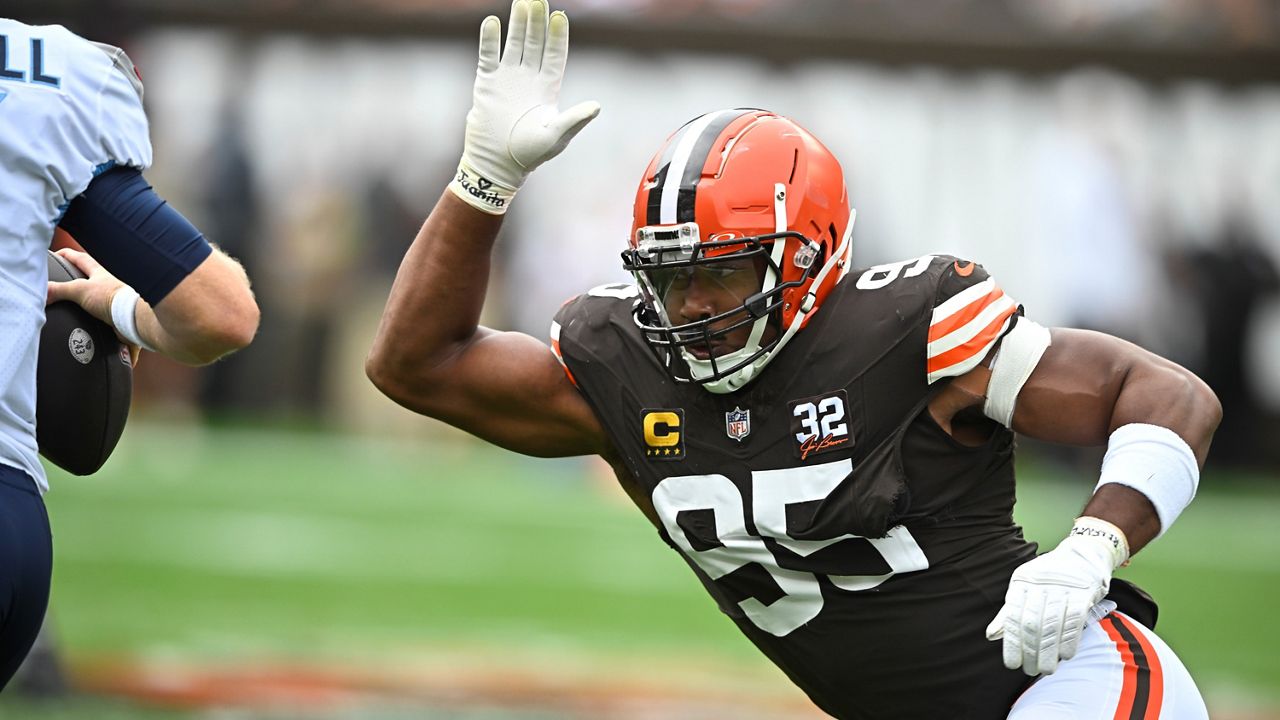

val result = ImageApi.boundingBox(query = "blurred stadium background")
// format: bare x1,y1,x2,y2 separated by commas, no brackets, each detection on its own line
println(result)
4,0,1280,718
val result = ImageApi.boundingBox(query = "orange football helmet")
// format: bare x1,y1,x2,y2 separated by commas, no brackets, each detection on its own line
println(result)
622,109,854,393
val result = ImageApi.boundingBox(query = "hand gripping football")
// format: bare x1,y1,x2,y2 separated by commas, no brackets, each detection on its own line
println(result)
38,250,133,475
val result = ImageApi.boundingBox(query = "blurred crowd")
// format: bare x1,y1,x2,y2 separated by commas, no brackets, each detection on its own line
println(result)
15,5,1280,470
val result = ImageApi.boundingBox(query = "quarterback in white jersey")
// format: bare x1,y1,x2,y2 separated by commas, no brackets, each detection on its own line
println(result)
0,20,152,493
0,18,259,689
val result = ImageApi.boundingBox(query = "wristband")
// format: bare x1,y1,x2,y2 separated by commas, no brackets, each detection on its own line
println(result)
1068,516,1130,569
1095,423,1199,537
110,286,155,352
448,161,518,215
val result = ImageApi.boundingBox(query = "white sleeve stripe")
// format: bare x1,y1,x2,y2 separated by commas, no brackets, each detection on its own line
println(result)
926,295,1017,358
926,347,989,384
549,321,567,366
925,317,1012,384
929,278,996,325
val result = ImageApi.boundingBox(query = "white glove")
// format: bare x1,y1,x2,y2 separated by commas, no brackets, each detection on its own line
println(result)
985,517,1129,676
449,0,600,214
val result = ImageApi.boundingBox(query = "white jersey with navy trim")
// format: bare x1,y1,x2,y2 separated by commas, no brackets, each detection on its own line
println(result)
0,18,152,492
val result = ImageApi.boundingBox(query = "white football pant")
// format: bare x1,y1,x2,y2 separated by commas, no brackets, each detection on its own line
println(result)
1008,610,1209,720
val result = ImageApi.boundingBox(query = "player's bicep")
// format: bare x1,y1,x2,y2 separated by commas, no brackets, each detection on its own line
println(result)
400,328,608,458
1009,328,1134,446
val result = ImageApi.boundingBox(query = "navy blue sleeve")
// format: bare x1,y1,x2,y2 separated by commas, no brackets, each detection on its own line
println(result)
58,166,214,305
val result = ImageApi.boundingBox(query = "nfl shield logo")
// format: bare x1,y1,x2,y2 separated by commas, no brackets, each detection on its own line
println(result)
725,407,751,442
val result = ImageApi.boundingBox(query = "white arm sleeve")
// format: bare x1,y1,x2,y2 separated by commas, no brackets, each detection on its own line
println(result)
982,318,1051,427
1096,423,1199,537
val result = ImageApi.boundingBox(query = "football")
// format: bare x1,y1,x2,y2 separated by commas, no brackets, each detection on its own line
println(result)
38,250,133,475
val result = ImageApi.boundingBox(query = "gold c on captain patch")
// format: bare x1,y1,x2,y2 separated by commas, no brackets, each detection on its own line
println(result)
642,409,685,461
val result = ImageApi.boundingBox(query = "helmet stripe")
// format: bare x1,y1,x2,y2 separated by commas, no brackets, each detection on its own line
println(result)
645,117,699,226
674,109,754,223
649,109,755,226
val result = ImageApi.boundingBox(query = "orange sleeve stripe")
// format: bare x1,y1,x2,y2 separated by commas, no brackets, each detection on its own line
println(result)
925,305,1016,375
928,286,1006,342
560,364,578,387
550,339,578,387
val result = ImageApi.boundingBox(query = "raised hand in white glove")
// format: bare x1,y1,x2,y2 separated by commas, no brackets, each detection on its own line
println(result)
449,0,601,214
985,517,1129,676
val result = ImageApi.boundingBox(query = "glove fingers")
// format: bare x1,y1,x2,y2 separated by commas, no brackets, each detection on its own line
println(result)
1059,607,1086,661
1020,594,1047,675
1004,615,1024,672
502,0,529,67
477,15,501,73
523,0,548,70
540,10,570,90
1037,600,1068,675
997,590,1025,672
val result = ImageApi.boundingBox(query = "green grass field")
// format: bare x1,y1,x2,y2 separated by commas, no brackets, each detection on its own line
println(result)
2,422,1278,718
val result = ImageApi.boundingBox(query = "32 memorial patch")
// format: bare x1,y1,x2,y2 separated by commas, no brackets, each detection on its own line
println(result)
789,390,851,460
642,408,685,460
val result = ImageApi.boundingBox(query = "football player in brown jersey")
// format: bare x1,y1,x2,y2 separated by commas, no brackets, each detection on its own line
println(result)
367,2,1220,717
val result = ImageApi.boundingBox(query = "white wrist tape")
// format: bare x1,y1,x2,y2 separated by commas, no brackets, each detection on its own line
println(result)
1067,516,1130,569
448,160,518,215
983,318,1051,427
109,286,154,352
1096,423,1199,537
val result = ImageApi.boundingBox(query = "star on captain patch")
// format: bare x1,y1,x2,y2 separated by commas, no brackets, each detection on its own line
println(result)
725,406,751,442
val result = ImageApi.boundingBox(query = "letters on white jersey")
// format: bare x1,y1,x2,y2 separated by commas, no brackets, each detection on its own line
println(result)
0,19,153,492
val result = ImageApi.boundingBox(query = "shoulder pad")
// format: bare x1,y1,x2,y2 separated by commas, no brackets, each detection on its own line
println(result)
550,283,642,381
552,283,640,336
91,42,144,102
925,256,1019,384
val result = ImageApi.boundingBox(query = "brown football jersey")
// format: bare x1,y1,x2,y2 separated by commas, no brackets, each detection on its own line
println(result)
551,255,1122,719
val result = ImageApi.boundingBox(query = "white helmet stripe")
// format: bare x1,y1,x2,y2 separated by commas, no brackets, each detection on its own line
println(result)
657,110,735,224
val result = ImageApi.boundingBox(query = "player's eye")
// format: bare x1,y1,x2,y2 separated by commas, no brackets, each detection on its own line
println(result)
649,267,694,297
649,258,757,300
702,258,759,287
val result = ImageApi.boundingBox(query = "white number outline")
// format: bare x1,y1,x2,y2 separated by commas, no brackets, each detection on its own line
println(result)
587,283,640,299
854,255,934,290
652,458,929,636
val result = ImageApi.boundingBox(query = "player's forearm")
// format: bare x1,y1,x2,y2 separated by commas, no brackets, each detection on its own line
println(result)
1082,360,1220,555
1011,329,1221,556
366,191,504,390
140,250,259,365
